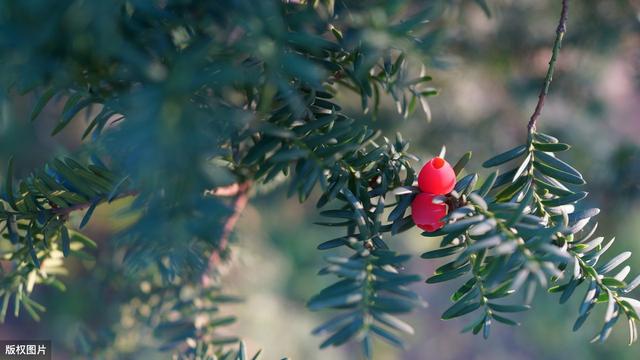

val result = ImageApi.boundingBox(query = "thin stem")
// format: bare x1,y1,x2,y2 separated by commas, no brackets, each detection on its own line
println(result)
527,0,570,132
217,181,251,253
201,181,251,287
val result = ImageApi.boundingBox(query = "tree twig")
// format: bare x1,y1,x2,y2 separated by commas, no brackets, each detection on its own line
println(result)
201,181,251,287
204,183,246,197
527,0,569,132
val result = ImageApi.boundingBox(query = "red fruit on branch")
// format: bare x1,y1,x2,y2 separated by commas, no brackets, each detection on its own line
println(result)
418,157,456,195
411,193,447,232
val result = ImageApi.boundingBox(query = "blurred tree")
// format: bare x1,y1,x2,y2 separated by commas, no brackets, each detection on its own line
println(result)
0,0,638,359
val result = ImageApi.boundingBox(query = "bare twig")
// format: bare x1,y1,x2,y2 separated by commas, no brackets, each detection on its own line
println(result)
527,0,570,132
204,183,246,197
217,181,251,252
201,181,251,286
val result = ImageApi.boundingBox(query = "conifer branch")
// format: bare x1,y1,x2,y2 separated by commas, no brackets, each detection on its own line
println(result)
202,181,251,286
528,0,569,131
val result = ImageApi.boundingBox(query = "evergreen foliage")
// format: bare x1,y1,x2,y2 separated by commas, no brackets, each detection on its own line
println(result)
0,0,638,358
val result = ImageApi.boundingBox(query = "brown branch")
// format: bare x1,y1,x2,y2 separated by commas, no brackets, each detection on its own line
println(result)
527,0,570,132
201,181,251,286
204,183,246,197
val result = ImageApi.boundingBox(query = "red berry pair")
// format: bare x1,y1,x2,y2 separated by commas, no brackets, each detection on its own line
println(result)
411,157,456,232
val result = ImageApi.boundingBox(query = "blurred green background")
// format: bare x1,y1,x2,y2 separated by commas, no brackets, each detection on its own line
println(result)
1,0,639,359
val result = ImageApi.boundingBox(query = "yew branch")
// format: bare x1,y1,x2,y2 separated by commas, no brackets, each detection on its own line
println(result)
201,181,251,286
527,0,569,131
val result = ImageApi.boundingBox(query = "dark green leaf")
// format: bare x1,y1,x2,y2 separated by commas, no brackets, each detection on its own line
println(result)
540,191,588,207
468,193,487,211
238,341,247,360
560,279,582,304
492,168,517,189
601,278,626,288
579,281,597,316
243,138,280,165
533,132,559,144
441,215,485,233
308,292,363,311
321,209,355,219
52,97,93,135
69,230,97,249
512,152,532,182
210,316,237,327
534,151,582,178
454,173,478,194
108,176,129,203
533,178,574,196
453,152,472,175
452,278,477,302
532,142,570,152
371,297,415,314
270,148,310,162
482,145,527,168
426,263,471,283
79,201,98,229
61,226,70,257
421,245,464,259
211,337,240,346
462,235,502,254
461,313,485,333
492,314,519,326
30,87,56,122
534,161,585,185
487,303,530,313
477,171,498,197
442,301,482,320
26,230,40,268
312,311,358,335
495,176,527,202
388,195,412,222
573,312,591,331
371,325,404,348
317,237,349,250
508,185,534,226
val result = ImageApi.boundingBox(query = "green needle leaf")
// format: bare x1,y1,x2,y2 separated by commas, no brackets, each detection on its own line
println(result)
482,145,527,168
30,87,57,122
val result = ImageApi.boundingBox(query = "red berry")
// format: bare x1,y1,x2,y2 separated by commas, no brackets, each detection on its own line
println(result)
418,157,456,195
411,193,447,232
